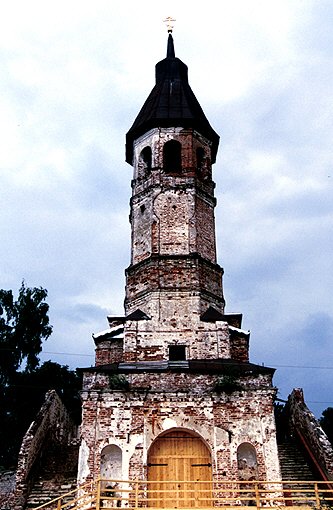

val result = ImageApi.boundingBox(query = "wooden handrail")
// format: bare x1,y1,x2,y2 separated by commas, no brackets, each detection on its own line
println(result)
295,426,333,488
31,478,99,510
32,478,333,510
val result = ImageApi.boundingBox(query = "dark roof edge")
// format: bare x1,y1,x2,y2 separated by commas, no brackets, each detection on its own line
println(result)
79,359,275,375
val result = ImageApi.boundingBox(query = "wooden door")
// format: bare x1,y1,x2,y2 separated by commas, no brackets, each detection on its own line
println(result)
147,431,212,508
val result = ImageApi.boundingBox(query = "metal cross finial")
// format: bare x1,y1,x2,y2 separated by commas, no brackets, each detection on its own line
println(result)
163,16,176,33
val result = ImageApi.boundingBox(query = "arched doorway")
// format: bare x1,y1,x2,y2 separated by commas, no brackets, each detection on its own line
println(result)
147,430,212,508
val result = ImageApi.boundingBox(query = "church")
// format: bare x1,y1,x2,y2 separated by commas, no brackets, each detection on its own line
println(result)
7,29,333,510
78,28,280,500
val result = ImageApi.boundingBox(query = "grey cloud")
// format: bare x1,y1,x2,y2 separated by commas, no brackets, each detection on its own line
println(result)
1,2,333,417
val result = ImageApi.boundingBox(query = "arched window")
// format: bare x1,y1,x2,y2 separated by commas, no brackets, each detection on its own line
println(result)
140,146,152,171
163,140,181,172
138,146,152,179
237,442,258,481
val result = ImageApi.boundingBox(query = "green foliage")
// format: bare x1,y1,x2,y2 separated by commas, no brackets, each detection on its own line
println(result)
319,407,333,446
0,281,52,385
0,283,81,468
214,375,243,394
214,365,244,394
109,374,129,390
0,361,82,468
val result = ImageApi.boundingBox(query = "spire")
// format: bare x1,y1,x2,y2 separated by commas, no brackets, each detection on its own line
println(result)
166,33,175,58
126,34,219,165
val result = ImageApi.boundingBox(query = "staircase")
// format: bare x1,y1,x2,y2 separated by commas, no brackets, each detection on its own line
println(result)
25,477,77,508
24,442,79,509
278,441,327,506
278,441,318,482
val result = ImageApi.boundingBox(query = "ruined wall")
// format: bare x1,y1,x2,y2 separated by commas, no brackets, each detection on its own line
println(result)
0,470,16,509
94,315,250,366
78,370,280,485
288,388,333,480
14,390,77,510
229,329,249,363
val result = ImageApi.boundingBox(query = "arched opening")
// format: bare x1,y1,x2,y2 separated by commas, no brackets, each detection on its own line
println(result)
138,146,152,177
163,140,182,173
100,444,122,481
147,429,212,508
237,442,258,481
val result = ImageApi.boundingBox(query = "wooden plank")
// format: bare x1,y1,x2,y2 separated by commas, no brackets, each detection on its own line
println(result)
148,431,212,507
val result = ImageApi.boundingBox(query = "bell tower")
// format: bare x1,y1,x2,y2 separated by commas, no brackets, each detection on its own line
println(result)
125,33,222,314
121,33,229,362
79,30,281,493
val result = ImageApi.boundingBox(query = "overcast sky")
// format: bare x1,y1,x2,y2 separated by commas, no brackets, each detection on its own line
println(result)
1,1,333,417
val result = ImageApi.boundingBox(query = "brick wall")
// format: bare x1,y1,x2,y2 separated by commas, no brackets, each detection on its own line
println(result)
95,338,124,365
121,315,232,362
78,371,280,485
126,127,223,317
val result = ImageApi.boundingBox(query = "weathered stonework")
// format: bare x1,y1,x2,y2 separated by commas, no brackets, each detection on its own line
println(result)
79,372,279,485
79,32,282,500
126,125,223,318
0,470,16,509
14,390,77,509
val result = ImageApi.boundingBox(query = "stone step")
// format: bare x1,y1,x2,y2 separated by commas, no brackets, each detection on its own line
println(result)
25,477,77,508
278,441,317,482
277,441,320,505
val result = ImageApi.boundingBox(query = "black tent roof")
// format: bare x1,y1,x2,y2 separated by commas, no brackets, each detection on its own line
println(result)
126,34,219,164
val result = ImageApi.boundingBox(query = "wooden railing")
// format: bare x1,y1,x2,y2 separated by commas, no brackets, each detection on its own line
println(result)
32,478,333,510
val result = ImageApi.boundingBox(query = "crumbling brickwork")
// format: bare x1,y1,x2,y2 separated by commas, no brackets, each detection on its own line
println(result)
0,470,16,509
121,316,232,362
95,337,124,366
14,390,77,510
79,370,280,485
79,32,282,498
126,127,223,316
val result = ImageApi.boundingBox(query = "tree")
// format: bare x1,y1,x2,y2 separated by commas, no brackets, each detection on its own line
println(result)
0,283,82,468
274,401,290,443
0,281,52,386
1,361,82,467
0,282,54,467
319,407,333,446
